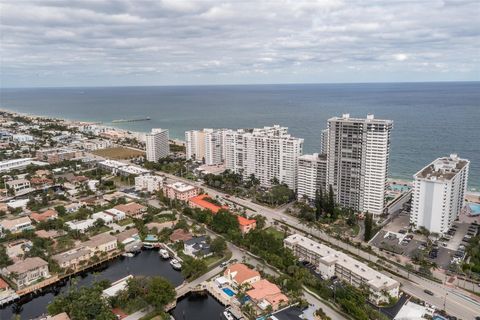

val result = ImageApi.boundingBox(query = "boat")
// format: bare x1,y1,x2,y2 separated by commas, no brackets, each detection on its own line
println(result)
159,249,170,259
170,259,182,270
112,117,151,123
122,252,134,258
223,309,235,320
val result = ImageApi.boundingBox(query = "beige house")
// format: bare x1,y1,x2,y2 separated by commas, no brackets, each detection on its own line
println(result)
0,216,33,234
83,233,118,253
3,257,50,289
52,247,93,269
52,233,118,270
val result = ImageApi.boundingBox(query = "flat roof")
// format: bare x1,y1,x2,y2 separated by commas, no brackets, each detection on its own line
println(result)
285,234,399,290
415,154,469,181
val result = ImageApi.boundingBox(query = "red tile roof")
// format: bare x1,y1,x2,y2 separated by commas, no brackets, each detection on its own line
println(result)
237,216,256,226
224,263,260,285
30,209,58,222
0,277,9,290
189,194,228,214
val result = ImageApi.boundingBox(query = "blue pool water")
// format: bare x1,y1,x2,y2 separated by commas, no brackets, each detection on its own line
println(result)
389,184,410,192
222,288,235,297
468,203,480,215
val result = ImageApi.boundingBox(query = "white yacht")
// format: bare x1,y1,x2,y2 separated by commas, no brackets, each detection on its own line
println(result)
159,249,170,259
170,259,182,270
223,309,235,320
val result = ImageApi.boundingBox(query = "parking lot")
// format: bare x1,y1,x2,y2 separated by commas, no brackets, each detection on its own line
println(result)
371,213,479,270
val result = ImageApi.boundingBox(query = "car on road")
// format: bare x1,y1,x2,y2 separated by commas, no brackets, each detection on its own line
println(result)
220,261,228,268
424,289,434,296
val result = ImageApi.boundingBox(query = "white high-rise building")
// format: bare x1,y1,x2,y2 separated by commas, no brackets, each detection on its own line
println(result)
320,129,329,154
297,153,327,201
224,125,303,190
185,129,225,165
185,130,206,162
410,154,469,235
326,114,393,216
146,128,169,162
204,129,224,165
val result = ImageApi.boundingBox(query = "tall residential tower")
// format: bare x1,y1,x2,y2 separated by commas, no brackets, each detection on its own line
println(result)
325,114,393,216
146,128,169,162
224,125,303,190
410,154,469,234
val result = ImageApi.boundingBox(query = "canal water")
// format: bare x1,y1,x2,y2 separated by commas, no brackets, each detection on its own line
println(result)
0,250,198,319
172,293,226,320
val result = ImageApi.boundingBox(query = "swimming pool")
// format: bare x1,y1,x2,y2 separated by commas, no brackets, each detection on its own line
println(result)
389,184,410,192
468,203,480,215
222,288,235,297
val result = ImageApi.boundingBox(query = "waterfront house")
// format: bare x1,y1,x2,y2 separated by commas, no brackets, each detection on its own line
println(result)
30,209,58,223
224,263,261,287
246,279,289,311
66,219,95,233
183,236,212,258
162,182,199,201
3,257,50,289
52,247,93,269
238,216,257,234
0,216,33,234
169,228,193,243
83,233,118,253
114,202,146,219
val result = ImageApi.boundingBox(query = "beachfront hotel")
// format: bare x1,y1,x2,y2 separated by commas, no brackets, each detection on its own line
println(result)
284,234,399,304
297,153,327,202
224,125,303,190
145,128,169,162
410,154,469,235
325,114,393,216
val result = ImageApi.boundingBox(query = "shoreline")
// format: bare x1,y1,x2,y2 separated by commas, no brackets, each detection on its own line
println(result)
1,106,478,191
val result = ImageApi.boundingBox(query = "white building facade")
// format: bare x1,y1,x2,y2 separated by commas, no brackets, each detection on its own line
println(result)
185,128,225,165
284,234,399,304
146,128,169,162
185,130,206,162
135,174,164,192
224,125,303,190
410,154,469,235
325,114,393,216
297,153,327,201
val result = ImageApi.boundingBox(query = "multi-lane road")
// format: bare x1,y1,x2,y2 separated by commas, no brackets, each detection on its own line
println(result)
157,171,480,319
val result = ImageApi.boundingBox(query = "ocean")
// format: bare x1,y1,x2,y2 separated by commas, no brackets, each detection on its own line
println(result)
0,82,479,189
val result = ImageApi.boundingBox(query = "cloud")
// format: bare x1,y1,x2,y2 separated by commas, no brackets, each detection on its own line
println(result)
0,0,478,87
393,53,408,61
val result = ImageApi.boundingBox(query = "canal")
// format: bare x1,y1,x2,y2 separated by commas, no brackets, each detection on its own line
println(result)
0,250,191,319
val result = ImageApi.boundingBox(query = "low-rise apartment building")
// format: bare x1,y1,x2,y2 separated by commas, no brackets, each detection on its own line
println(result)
135,174,164,193
36,148,77,164
162,182,199,201
284,234,399,304
2,257,50,289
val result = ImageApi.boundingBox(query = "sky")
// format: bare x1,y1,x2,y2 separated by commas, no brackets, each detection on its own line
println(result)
1,0,479,87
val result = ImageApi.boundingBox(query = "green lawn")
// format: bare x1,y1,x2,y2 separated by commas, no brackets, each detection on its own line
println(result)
264,226,285,240
118,218,134,226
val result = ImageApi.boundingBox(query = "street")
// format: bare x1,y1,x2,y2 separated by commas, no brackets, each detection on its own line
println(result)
157,171,480,320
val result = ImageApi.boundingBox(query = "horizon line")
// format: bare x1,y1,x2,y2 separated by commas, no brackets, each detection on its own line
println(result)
1,79,479,90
